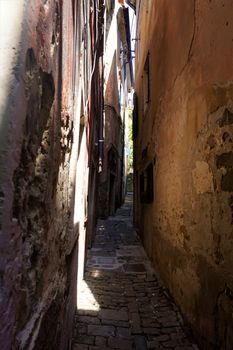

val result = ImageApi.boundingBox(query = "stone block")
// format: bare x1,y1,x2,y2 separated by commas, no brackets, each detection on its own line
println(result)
100,309,128,321
134,335,148,350
75,335,95,345
78,316,100,325
116,327,131,339
72,344,88,350
88,325,115,337
108,336,133,349
95,336,107,346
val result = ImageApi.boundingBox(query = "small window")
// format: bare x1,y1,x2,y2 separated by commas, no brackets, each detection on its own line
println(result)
140,162,153,203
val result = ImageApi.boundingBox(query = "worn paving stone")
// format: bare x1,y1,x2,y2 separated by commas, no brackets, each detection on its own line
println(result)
101,319,129,327
72,344,88,350
116,326,131,339
134,335,148,350
100,308,128,321
124,263,147,273
72,195,198,350
141,318,160,328
74,323,87,336
129,311,142,334
88,325,115,337
78,316,100,325
95,335,107,346
142,327,161,336
89,346,111,350
75,335,95,345
147,339,160,349
108,336,133,349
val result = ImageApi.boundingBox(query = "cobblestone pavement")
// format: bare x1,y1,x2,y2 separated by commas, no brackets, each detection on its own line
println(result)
72,194,199,350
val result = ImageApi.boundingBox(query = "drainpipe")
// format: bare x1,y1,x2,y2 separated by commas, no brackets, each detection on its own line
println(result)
98,0,104,173
123,7,133,86
98,54,104,173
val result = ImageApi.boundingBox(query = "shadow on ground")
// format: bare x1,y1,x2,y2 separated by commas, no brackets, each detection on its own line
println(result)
72,194,199,350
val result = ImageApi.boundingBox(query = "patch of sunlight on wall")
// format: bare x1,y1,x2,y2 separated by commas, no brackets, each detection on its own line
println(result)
104,3,119,94
74,129,89,283
77,280,100,311
0,0,24,128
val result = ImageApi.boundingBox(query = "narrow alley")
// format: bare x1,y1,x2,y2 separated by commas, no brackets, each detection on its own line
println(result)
73,195,198,350
1,0,233,349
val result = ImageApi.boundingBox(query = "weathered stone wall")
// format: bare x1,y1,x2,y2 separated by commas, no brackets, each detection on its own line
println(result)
135,1,233,348
0,0,80,348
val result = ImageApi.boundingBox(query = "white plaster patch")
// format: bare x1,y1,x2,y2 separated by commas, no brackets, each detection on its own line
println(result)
87,255,123,270
192,161,214,194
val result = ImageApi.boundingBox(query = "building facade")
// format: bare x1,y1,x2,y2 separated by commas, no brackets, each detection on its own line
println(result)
0,0,103,348
134,0,233,349
98,0,133,218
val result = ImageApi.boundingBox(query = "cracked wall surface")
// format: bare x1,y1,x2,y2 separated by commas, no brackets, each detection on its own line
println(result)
0,1,81,349
135,1,233,349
